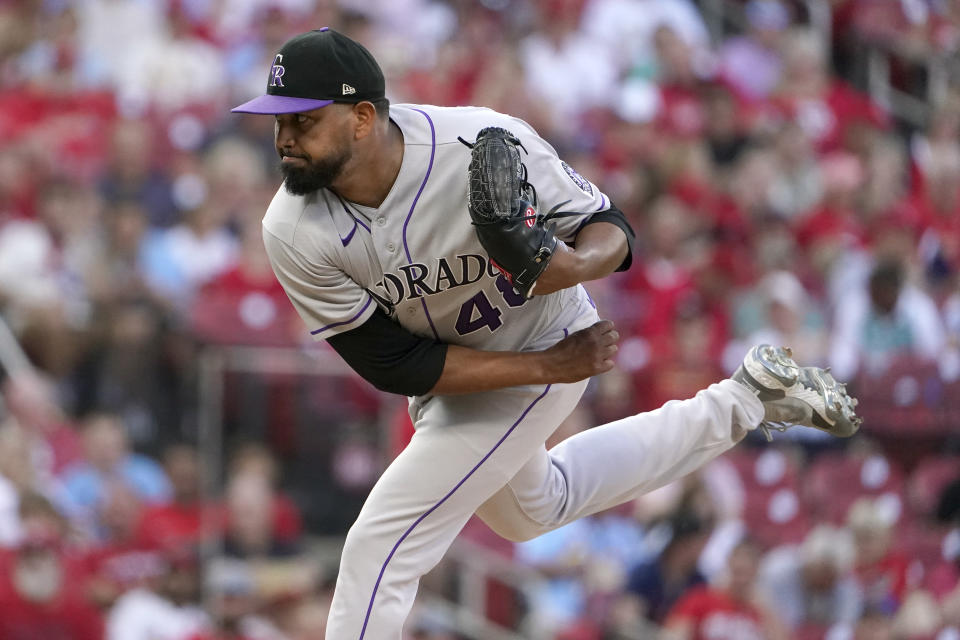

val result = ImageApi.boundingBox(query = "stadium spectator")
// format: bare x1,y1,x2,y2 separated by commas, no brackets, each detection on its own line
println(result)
623,511,710,624
757,524,863,634
765,122,823,220
87,199,155,306
143,181,239,310
105,547,206,640
662,538,788,640
519,0,617,131
581,0,710,77
830,259,945,381
514,502,648,635
82,482,166,607
703,84,750,169
912,143,960,282
222,445,303,563
0,492,103,640
185,558,285,640
652,24,715,139
632,298,727,412
225,443,303,545
74,0,166,89
723,270,829,374
771,29,889,153
139,443,206,550
718,0,790,101
223,471,301,560
514,510,590,633
191,216,299,346
1,372,83,477
847,496,912,615
98,119,177,228
59,412,171,539
114,1,227,114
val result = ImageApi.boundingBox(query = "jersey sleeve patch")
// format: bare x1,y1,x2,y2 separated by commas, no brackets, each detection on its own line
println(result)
560,160,594,196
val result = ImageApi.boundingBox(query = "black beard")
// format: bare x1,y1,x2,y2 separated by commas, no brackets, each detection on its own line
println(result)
280,152,349,196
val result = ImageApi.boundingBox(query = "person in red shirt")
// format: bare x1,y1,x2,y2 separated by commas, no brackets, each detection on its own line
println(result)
0,492,104,640
847,497,911,614
663,539,787,640
138,442,207,550
82,482,166,607
769,29,889,154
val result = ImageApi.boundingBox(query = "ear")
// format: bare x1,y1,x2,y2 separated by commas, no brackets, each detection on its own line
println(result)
352,102,378,140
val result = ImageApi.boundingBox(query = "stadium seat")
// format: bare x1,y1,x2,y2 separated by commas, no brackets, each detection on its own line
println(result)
191,287,299,347
804,453,906,524
743,486,812,548
854,358,945,437
896,518,950,568
725,447,801,493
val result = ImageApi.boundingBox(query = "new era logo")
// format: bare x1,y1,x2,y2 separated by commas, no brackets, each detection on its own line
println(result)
342,84,356,95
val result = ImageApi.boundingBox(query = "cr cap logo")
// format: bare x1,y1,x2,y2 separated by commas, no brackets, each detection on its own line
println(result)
270,54,285,87
342,84,356,95
524,205,536,228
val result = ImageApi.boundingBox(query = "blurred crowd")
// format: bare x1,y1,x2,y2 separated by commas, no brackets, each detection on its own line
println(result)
0,0,959,638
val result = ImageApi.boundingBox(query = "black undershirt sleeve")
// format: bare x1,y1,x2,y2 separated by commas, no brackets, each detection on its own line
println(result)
578,201,635,272
326,308,448,397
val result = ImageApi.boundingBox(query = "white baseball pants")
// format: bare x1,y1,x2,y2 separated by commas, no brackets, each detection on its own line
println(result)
325,378,764,639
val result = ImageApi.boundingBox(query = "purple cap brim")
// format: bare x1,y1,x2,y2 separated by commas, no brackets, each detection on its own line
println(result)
231,95,334,114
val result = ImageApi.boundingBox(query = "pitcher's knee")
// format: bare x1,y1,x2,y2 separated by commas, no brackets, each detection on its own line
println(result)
483,516,551,543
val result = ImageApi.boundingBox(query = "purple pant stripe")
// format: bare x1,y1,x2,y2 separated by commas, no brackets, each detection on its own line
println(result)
357,384,554,639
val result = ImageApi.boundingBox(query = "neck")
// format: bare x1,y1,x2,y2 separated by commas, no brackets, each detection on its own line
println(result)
331,120,404,208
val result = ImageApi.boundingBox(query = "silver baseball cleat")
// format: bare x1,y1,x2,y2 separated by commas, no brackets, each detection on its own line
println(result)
732,345,862,441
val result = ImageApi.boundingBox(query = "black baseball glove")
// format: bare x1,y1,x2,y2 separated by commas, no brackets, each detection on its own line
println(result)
459,127,569,299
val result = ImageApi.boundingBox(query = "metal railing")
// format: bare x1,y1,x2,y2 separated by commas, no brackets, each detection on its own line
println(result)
0,313,35,377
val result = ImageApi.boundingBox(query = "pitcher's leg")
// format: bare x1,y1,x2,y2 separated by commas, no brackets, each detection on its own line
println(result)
326,381,587,640
476,379,763,541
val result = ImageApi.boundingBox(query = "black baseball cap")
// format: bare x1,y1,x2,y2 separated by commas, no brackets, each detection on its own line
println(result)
231,28,385,115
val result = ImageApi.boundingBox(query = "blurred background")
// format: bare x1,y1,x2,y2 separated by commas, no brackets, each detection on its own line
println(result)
0,0,958,638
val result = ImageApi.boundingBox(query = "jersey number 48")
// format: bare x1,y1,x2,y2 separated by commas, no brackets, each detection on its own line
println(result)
454,275,527,335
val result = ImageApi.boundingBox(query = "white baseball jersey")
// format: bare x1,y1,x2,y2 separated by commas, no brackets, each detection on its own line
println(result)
262,104,613,358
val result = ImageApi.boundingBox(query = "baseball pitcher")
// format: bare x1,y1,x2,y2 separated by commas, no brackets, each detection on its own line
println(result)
231,28,861,639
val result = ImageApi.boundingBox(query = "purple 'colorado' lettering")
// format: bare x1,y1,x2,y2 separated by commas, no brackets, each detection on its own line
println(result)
457,254,486,285
399,263,436,299
377,253,529,302
380,273,405,305
433,257,459,291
